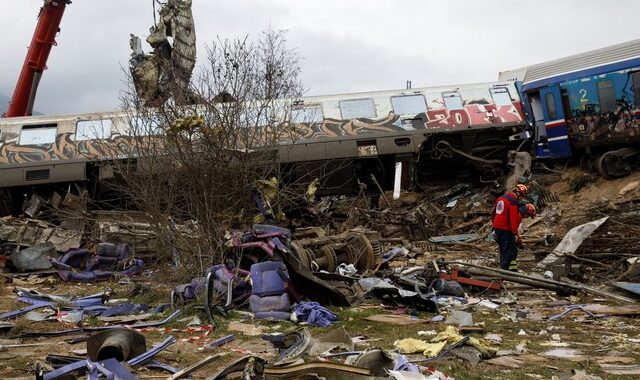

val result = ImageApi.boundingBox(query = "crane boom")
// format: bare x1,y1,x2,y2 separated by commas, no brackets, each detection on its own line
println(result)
4,0,71,118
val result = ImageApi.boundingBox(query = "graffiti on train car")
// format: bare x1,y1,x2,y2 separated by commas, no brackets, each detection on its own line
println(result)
424,102,524,129
287,113,419,140
567,111,640,146
0,100,524,164
0,132,132,164
288,103,524,141
562,71,640,146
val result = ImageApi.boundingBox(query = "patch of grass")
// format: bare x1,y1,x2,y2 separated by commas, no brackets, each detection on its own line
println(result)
127,282,170,306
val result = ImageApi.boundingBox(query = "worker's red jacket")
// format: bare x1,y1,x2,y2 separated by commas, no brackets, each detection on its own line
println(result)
491,192,522,235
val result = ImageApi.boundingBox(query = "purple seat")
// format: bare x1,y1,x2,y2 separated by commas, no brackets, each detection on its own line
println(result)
250,261,289,297
97,243,130,261
86,256,118,272
58,249,91,268
97,243,117,257
250,261,291,320
249,294,290,313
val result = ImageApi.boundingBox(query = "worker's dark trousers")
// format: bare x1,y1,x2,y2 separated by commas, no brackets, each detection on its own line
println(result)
494,229,518,271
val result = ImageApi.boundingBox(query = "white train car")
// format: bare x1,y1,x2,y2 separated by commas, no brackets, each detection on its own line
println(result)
0,81,527,200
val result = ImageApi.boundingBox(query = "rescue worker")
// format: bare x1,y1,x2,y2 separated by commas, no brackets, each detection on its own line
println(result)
491,184,530,271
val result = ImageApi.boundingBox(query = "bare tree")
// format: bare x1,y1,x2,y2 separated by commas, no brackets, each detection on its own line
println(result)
110,29,308,277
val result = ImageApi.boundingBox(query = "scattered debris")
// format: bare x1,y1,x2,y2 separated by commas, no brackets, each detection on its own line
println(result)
3,167,640,379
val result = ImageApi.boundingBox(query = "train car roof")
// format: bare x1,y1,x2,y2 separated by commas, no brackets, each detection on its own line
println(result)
0,81,513,124
520,38,640,91
0,110,124,125
299,81,510,102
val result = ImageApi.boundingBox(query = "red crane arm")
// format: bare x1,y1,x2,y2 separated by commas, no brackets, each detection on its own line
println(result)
4,0,71,118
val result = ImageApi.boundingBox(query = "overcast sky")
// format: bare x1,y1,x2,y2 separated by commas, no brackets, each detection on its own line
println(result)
1,0,639,115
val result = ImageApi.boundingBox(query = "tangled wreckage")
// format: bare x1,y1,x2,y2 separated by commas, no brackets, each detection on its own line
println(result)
3,166,640,378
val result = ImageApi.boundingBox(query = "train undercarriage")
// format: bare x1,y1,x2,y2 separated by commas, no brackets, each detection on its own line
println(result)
579,147,640,179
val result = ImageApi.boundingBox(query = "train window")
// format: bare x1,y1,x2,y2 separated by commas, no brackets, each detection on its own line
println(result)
130,116,163,136
632,72,640,105
75,119,113,140
19,124,57,145
442,92,464,110
339,98,376,119
545,93,557,120
242,107,272,127
490,88,513,107
291,105,324,123
597,80,616,113
391,94,427,115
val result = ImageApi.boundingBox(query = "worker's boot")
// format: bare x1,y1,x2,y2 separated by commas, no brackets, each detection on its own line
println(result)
508,260,518,272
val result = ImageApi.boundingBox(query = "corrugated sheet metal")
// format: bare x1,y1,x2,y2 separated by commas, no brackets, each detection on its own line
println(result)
523,39,640,84
498,66,530,82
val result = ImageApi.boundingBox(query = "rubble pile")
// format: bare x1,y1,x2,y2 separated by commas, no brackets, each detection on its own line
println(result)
2,168,640,379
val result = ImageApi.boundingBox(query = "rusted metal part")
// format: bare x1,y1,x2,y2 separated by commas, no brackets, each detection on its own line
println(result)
439,266,502,290
290,229,379,274
446,261,636,303
433,140,503,167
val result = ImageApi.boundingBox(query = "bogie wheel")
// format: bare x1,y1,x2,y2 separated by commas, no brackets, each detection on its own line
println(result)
597,151,631,179
346,232,376,272
318,245,338,272
290,242,312,271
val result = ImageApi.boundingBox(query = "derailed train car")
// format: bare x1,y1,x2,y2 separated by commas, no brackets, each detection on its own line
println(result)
500,38,640,178
0,81,527,210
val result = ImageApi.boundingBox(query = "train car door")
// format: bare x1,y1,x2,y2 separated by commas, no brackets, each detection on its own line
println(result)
526,92,547,158
538,85,572,158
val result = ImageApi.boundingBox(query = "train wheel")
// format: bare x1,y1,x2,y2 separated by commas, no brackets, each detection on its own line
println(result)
597,150,631,179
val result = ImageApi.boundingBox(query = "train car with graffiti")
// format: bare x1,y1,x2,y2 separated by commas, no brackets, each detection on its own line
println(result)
0,81,527,206
501,38,640,178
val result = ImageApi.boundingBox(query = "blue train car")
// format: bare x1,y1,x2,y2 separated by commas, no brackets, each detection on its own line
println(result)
501,39,640,177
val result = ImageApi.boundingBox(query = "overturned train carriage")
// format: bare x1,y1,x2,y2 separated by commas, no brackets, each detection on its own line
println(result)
0,81,527,212
501,38,640,178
